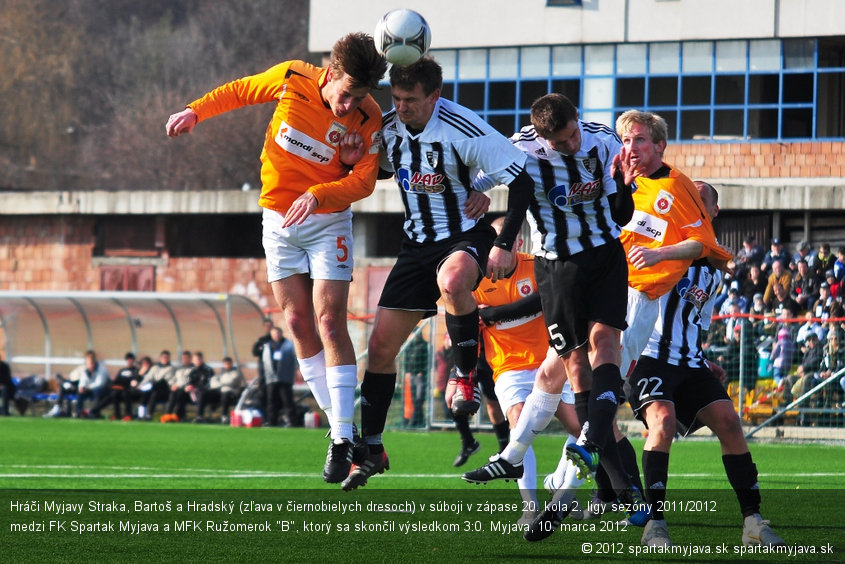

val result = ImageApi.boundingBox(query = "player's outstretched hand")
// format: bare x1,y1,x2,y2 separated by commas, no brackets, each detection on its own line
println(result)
281,192,318,228
611,146,642,186
166,108,199,137
463,190,490,220
339,130,365,166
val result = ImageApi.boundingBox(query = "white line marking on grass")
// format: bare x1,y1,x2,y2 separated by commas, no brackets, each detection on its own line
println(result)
3,464,845,481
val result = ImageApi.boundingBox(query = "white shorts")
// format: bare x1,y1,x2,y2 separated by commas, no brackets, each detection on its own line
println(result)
620,286,660,378
262,207,354,283
494,369,574,414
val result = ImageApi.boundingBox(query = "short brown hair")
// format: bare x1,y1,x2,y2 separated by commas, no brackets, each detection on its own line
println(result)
389,56,442,96
530,93,578,138
330,32,387,90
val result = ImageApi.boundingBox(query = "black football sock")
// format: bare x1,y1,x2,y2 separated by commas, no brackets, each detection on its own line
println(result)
360,371,396,453
585,363,622,446
617,436,645,493
453,413,475,447
723,452,761,517
642,449,670,520
574,391,590,428
445,310,480,375
493,421,510,452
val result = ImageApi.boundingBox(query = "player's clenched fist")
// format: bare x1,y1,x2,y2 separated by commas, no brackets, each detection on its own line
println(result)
166,108,199,137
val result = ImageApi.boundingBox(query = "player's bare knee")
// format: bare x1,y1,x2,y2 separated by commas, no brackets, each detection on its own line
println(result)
646,406,675,448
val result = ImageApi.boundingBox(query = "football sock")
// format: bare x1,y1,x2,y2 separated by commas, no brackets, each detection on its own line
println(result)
493,420,510,452
326,364,357,442
360,371,396,443
643,449,670,520
453,413,475,446
517,446,538,508
585,363,622,446
722,452,761,518
600,432,634,495
574,391,589,427
501,389,559,463
551,434,579,487
445,310,480,375
617,436,645,492
299,350,332,429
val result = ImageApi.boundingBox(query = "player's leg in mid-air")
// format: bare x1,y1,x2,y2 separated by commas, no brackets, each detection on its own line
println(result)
265,208,359,483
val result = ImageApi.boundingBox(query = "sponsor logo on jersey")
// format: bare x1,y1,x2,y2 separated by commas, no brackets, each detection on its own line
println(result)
535,147,547,157
653,189,674,215
425,151,439,169
325,121,347,146
276,122,335,165
675,276,710,310
547,179,602,208
495,311,542,331
623,210,667,242
397,168,446,194
517,278,534,296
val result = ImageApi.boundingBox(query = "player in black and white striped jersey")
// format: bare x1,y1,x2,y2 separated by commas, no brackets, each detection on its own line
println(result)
342,57,535,491
469,95,640,508
628,181,785,548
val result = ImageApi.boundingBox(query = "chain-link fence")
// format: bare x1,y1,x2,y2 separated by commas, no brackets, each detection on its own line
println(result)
705,313,845,436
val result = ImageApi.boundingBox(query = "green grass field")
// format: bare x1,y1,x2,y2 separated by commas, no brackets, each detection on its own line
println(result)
2,418,844,562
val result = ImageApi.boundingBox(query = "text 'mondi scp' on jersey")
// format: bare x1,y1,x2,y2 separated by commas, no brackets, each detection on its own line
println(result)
380,98,526,243
642,261,721,369
513,122,623,261
188,60,382,215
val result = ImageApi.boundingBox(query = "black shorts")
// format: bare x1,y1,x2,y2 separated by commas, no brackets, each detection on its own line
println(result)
534,239,628,356
627,356,731,436
378,222,495,318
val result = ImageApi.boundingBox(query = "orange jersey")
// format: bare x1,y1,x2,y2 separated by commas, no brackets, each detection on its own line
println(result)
473,253,547,380
188,60,382,214
619,166,733,299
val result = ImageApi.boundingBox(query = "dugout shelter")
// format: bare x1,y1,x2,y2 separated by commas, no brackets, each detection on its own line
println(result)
0,291,265,381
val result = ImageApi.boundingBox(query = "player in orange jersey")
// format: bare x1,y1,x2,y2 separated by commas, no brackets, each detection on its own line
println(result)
461,218,581,524
166,33,387,483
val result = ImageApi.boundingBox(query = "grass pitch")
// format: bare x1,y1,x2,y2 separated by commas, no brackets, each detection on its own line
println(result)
1,418,844,562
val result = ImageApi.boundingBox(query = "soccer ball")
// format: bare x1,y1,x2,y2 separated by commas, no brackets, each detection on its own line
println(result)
374,9,431,66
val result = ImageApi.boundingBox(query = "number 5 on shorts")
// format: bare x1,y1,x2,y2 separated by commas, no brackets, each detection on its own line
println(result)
336,236,349,263
548,323,566,351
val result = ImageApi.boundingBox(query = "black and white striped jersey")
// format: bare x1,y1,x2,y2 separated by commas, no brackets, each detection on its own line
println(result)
512,122,622,260
380,98,526,243
642,261,722,368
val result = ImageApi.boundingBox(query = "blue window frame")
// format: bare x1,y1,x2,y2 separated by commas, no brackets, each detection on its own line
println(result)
425,36,845,141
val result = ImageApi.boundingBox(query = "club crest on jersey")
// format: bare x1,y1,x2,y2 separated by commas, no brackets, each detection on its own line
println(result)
325,122,347,146
675,275,711,310
653,190,674,215
425,151,439,169
517,278,534,297
547,179,601,208
583,157,598,175
397,168,446,194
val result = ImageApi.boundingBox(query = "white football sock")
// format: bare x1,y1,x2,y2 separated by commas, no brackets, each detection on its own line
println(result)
501,390,559,463
299,350,332,430
517,446,538,509
326,364,357,442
